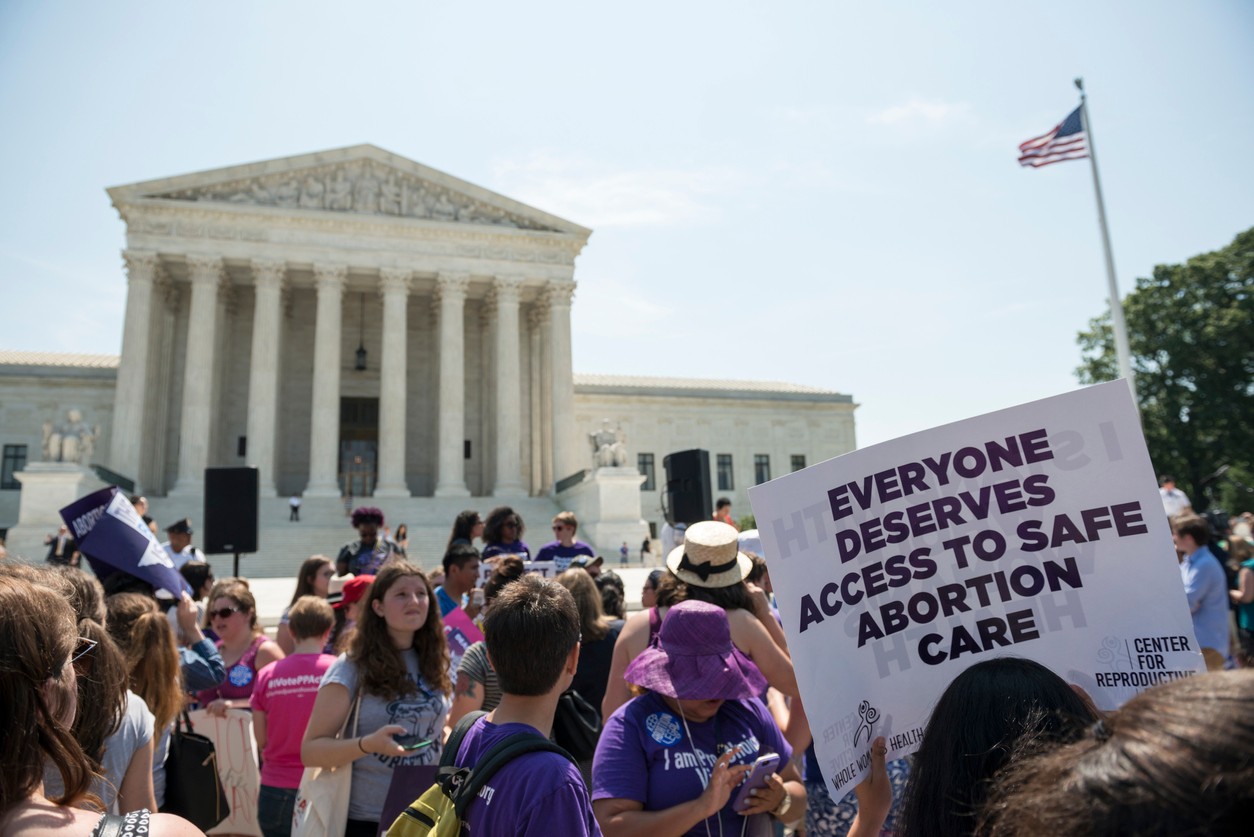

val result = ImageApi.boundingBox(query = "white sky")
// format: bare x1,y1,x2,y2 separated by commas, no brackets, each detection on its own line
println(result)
1,1,1251,448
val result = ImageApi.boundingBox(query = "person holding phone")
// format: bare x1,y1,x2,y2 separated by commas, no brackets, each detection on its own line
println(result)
592,600,807,836
302,564,451,837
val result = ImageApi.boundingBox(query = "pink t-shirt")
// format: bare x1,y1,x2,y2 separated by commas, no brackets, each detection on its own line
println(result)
250,652,337,788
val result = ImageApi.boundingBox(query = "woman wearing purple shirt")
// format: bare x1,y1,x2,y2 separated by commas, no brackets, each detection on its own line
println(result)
591,601,807,836
480,506,531,561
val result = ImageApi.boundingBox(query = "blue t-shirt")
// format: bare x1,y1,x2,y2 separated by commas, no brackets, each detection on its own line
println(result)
533,540,596,570
456,717,601,835
435,585,459,617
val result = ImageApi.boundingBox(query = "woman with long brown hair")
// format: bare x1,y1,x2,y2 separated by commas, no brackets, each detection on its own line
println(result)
276,555,334,654
106,593,186,811
302,562,452,837
0,572,199,836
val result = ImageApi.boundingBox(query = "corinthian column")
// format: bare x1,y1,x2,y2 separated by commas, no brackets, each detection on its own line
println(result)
433,273,470,497
491,276,525,495
304,264,347,497
111,250,159,488
547,282,579,483
169,255,224,496
374,268,412,497
245,260,285,496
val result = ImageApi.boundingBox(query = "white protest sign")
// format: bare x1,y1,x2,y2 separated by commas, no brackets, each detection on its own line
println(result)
189,708,264,837
747,381,1204,798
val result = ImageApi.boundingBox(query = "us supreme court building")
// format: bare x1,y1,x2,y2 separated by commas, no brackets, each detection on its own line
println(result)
0,146,856,566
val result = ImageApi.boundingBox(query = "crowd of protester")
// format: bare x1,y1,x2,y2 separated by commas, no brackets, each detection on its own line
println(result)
1,494,1252,837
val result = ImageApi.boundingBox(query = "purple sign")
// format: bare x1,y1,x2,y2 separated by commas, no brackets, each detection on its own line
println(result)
60,486,191,596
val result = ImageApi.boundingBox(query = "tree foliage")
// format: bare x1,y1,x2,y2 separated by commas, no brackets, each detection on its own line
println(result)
1076,227,1254,514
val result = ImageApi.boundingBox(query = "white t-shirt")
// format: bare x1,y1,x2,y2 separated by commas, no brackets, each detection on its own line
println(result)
1161,486,1191,518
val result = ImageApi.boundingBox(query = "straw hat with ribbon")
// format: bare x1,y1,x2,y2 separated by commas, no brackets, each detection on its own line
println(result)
666,520,752,588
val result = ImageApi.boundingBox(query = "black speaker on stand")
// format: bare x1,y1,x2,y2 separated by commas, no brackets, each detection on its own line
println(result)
663,449,712,526
204,467,259,577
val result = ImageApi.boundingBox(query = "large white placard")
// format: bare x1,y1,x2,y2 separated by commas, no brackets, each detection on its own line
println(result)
747,381,1204,798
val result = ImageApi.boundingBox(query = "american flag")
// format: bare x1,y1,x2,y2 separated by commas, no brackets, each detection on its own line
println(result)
1018,106,1089,168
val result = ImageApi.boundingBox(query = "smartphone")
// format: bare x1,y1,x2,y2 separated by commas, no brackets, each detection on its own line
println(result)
472,588,485,607
731,753,781,812
393,733,433,751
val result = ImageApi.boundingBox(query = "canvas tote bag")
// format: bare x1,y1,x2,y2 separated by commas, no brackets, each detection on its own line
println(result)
292,691,361,837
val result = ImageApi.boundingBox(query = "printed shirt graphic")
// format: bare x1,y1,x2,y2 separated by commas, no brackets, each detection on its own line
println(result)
593,692,791,837
250,652,336,787
533,540,596,570
322,653,451,822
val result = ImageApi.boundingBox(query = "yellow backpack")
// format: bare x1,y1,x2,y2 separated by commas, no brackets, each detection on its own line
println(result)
385,711,574,837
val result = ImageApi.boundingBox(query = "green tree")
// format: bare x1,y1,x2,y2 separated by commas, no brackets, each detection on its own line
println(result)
1076,227,1254,515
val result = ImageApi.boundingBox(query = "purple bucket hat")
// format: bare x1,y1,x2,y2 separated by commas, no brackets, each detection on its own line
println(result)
624,600,768,700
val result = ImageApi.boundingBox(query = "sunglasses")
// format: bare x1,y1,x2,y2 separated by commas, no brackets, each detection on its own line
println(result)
71,636,98,664
503,521,518,528
209,606,241,620
552,524,567,531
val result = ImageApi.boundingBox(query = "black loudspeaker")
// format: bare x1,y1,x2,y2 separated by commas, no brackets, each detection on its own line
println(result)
663,449,712,526
204,467,259,554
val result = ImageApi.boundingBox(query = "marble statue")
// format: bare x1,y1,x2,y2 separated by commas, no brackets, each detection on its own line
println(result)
590,419,629,468
41,409,100,464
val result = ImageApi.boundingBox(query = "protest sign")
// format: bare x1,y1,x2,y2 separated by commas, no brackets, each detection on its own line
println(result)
443,605,485,674
748,381,1205,798
60,486,190,596
189,708,263,837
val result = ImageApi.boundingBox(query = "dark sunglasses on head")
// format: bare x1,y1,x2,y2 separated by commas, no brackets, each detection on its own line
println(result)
71,636,98,664
209,606,241,620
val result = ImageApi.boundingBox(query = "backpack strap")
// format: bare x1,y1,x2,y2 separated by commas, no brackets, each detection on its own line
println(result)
440,710,488,768
90,814,126,837
451,733,575,819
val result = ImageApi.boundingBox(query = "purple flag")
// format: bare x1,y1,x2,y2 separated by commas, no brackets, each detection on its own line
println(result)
60,486,191,596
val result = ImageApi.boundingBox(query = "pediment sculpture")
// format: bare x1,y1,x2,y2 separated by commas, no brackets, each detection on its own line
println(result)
151,160,554,231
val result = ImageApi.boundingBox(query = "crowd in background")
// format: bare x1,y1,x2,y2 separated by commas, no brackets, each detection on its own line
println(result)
1,488,1252,837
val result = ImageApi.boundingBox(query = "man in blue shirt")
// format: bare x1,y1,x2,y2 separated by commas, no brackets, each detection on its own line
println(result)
534,511,596,571
436,542,482,619
1173,514,1230,657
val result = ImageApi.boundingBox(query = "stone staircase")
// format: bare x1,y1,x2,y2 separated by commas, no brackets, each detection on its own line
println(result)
143,494,567,578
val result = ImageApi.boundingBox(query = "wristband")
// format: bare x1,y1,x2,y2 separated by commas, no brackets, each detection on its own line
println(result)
772,792,792,820
358,736,368,754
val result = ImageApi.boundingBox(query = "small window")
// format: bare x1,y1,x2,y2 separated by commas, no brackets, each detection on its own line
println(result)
638,453,656,492
716,454,734,491
791,454,806,472
2,445,28,490
754,454,771,485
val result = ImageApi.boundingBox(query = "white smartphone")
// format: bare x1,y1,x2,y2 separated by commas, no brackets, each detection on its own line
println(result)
731,752,781,812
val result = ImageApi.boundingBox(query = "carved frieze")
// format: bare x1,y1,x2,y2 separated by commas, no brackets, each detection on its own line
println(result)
151,160,556,232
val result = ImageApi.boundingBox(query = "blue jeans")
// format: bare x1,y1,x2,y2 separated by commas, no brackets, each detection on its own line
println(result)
257,784,298,837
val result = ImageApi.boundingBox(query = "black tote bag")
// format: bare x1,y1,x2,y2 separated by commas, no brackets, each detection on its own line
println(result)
161,710,230,831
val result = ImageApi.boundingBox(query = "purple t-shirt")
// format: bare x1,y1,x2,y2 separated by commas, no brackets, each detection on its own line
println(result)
482,540,530,561
592,692,791,837
455,717,601,836
533,540,596,570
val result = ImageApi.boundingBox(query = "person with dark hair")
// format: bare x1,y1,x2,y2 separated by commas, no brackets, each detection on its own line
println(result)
593,601,807,835
446,509,484,551
252,597,337,837
640,569,664,609
161,518,205,569
436,543,482,619
394,523,409,552
179,559,214,601
303,563,451,837
443,575,600,835
602,522,798,719
897,656,1097,837
447,556,527,728
981,670,1254,837
1230,537,1254,664
0,573,200,836
481,505,530,561
595,570,626,620
276,555,334,654
535,511,596,570
1173,513,1231,657
712,497,737,530
196,581,285,715
337,506,406,576
1159,474,1192,518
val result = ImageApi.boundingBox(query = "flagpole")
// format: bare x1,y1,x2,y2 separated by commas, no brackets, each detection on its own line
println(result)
1075,77,1137,400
